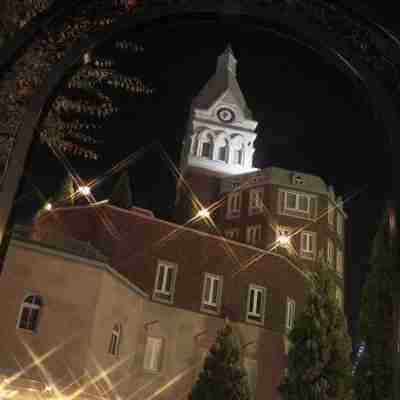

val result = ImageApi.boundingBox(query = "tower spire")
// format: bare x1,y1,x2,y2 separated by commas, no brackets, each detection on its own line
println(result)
217,43,237,76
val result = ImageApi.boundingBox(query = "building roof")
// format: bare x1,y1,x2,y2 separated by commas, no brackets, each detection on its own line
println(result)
192,46,253,119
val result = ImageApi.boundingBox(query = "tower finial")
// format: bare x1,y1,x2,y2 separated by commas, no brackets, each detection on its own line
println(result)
217,43,237,75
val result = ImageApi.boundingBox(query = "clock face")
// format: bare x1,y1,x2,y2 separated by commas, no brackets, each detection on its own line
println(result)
217,108,235,123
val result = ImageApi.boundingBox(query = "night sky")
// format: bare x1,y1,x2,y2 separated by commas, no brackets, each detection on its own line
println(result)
15,6,399,342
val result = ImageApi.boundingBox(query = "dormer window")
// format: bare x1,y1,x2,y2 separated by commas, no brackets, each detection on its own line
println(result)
292,174,304,185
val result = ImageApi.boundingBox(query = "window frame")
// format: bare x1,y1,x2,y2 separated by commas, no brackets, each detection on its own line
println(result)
153,260,178,304
248,187,264,215
226,191,242,219
246,225,262,246
201,273,223,314
143,336,163,373
108,324,121,356
17,294,42,332
233,148,243,165
246,284,267,325
285,191,310,213
300,231,316,260
201,141,212,159
286,298,296,331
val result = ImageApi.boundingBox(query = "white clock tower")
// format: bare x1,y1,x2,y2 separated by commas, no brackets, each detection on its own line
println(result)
175,45,259,223
180,45,259,176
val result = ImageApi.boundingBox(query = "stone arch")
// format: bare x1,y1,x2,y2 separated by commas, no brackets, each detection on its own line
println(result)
0,0,400,255
196,129,215,159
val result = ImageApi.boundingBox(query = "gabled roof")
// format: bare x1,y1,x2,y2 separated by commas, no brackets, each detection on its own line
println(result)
192,46,253,119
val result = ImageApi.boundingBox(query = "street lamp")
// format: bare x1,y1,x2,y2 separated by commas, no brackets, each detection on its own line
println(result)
78,186,91,196
44,203,52,211
277,234,290,247
197,208,210,219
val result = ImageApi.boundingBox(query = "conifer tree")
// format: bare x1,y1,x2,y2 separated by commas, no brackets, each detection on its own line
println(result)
189,323,251,400
353,213,395,400
109,171,133,209
279,262,353,400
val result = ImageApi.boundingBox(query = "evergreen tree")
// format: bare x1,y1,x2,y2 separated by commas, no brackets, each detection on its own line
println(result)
109,171,133,209
353,214,395,400
189,323,251,400
279,262,353,400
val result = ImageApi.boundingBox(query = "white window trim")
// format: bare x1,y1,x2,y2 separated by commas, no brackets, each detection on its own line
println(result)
248,187,264,216
153,260,177,304
285,191,310,213
201,273,223,314
226,191,242,219
246,225,262,246
246,284,267,325
300,231,316,260
143,336,163,373
286,298,296,331
278,189,317,221
17,293,42,332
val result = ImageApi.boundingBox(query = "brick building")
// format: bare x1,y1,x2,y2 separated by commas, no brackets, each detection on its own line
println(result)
0,46,346,400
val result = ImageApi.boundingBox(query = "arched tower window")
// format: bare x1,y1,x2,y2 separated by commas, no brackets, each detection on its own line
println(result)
109,324,121,356
17,294,42,331
230,135,245,166
196,132,214,159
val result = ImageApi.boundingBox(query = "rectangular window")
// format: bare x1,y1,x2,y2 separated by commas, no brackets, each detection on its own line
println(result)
226,191,242,219
327,239,335,266
328,203,334,226
336,248,344,276
248,187,264,215
225,229,239,241
143,337,163,372
246,285,267,325
246,225,262,246
300,231,316,259
285,191,310,213
201,273,223,313
337,213,344,237
286,298,296,331
279,190,316,220
153,261,177,304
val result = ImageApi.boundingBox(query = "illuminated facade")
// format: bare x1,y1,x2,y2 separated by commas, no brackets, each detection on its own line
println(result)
0,47,346,400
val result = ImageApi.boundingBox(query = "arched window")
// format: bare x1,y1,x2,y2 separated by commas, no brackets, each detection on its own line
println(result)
109,324,121,356
201,142,212,158
18,294,42,331
233,148,243,165
218,143,228,162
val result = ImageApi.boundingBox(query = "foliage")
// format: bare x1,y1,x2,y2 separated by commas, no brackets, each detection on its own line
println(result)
353,215,395,400
188,323,251,400
279,262,353,400
109,171,133,209
0,0,149,184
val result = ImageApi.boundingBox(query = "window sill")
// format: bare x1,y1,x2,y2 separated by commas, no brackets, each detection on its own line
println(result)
200,305,220,316
300,252,316,260
152,293,174,305
16,327,37,335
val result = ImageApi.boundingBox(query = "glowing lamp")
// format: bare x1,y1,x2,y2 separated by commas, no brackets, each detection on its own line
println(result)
197,208,210,219
44,203,52,211
277,234,290,246
78,186,91,196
